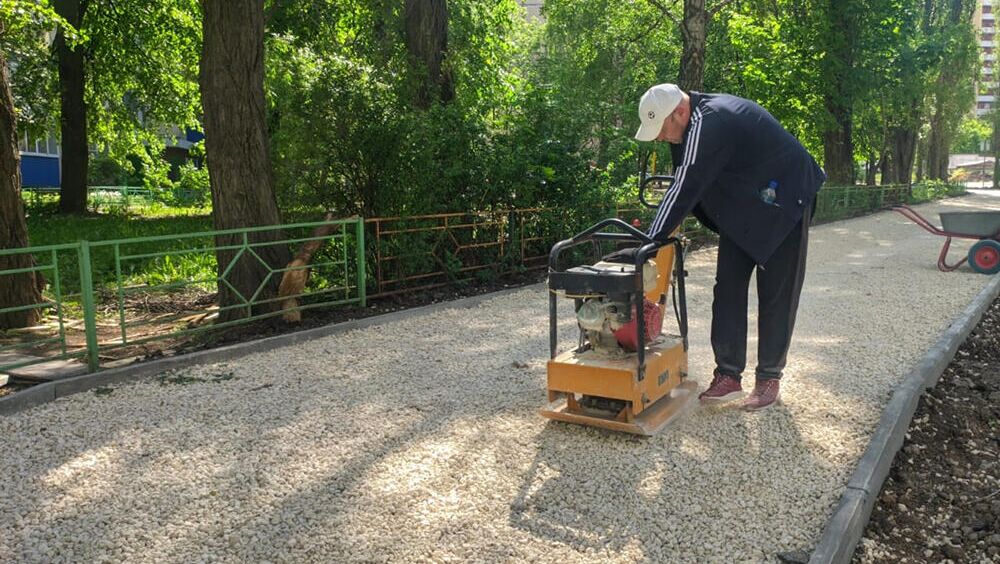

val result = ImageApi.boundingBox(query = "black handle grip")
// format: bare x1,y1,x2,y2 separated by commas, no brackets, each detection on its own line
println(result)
548,219,678,273
571,218,652,244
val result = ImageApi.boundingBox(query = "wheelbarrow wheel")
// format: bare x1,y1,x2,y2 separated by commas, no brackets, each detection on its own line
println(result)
968,239,1000,275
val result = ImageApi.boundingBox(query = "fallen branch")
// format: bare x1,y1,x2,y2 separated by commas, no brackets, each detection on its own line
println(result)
277,212,341,323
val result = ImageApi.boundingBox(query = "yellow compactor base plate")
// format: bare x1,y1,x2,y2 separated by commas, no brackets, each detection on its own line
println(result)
540,380,699,436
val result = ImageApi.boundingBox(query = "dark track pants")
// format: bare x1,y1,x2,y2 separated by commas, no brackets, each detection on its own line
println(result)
711,205,811,381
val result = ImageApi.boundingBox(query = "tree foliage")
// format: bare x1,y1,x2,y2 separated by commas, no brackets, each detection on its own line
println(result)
9,0,201,213
2,0,984,224
0,0,74,328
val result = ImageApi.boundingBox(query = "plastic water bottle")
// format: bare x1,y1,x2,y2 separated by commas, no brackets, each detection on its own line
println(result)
760,180,778,206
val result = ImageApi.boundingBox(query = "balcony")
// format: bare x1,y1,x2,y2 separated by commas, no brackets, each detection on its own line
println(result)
978,94,996,102
986,54,997,61
984,27,997,34
982,40,996,48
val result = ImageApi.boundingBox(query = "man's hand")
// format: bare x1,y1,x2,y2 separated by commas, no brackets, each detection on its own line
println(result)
601,247,639,264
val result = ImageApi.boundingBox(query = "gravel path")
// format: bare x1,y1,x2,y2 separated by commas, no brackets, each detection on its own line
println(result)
2,194,999,563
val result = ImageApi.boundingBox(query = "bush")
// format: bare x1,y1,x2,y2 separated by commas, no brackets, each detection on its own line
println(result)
88,154,141,186
949,169,971,183
168,163,211,208
910,180,966,202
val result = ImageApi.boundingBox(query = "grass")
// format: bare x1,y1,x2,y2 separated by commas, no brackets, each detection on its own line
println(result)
21,197,355,317
22,190,210,218
24,202,215,297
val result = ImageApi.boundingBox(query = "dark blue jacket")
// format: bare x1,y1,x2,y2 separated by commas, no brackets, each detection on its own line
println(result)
648,92,826,265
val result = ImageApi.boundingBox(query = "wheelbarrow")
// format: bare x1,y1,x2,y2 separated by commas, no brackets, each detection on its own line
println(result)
893,205,1000,274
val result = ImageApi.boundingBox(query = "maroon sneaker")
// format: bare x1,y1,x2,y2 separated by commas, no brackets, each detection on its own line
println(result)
698,371,744,403
742,378,781,411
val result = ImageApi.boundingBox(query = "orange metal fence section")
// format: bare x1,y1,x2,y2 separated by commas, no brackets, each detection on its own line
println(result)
365,208,562,298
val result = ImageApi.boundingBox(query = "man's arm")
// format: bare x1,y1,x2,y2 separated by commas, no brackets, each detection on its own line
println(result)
647,108,731,242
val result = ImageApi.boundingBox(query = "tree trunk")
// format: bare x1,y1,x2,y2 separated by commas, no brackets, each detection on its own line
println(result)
679,0,708,91
823,120,855,185
820,0,856,185
994,153,999,191
0,56,43,329
890,126,917,185
404,0,453,109
926,102,947,180
200,0,291,323
915,137,925,182
926,0,969,182
865,152,877,186
879,148,893,186
53,0,89,215
993,111,1000,190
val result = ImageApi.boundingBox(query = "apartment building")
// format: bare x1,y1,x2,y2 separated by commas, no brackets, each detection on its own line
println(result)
977,0,996,117
519,0,543,20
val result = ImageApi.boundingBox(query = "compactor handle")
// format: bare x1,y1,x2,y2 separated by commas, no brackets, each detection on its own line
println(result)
638,150,675,210
570,218,652,244
548,218,671,272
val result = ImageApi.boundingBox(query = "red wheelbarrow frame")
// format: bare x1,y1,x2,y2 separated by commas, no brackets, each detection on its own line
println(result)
893,205,1000,272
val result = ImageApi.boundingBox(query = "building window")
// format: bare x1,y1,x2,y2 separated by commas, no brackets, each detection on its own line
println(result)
18,132,59,156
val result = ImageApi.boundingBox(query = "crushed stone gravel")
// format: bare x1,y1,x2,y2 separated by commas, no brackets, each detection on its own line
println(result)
2,193,999,563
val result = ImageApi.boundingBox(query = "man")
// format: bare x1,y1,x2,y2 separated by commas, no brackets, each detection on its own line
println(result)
627,83,825,410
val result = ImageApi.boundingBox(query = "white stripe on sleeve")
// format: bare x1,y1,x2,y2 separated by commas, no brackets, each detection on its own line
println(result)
648,108,704,237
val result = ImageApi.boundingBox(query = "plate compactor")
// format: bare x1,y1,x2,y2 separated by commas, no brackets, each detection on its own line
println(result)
541,159,698,435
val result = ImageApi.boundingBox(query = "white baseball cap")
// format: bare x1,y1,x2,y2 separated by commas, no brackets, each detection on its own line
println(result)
635,83,683,141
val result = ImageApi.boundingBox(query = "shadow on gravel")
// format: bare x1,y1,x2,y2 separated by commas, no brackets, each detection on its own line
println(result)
509,406,837,560
1,298,551,560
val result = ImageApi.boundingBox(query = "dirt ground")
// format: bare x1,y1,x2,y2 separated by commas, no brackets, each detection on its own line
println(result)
854,297,1000,563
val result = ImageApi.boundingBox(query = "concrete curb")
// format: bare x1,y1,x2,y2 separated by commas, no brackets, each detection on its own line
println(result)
0,284,542,416
808,273,1000,564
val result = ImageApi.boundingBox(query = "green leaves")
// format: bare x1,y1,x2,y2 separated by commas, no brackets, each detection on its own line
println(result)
83,0,201,160
0,0,77,43
4,0,983,221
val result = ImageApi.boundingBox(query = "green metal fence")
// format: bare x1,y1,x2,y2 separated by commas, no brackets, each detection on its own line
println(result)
0,182,966,380
814,182,967,222
0,218,365,376
0,242,90,372
620,183,965,236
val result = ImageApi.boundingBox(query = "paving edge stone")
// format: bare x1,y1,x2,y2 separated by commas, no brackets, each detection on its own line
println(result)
0,284,542,416
808,272,1000,564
